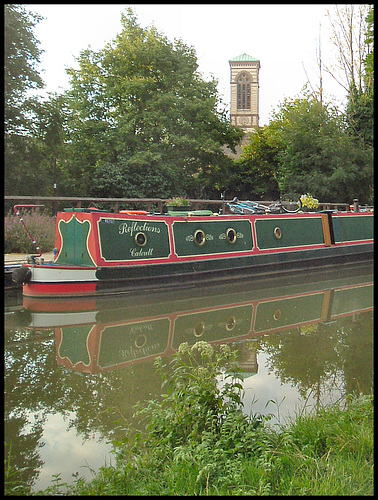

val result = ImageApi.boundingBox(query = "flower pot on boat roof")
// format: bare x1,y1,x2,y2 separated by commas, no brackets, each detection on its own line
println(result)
165,197,192,211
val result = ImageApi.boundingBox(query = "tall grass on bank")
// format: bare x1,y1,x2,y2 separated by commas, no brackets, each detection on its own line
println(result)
4,210,56,254
18,341,372,496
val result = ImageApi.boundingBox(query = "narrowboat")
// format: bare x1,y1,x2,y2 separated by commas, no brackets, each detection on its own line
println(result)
13,206,373,298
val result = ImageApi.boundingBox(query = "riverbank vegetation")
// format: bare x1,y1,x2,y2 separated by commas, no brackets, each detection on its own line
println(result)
4,209,55,253
4,5,374,209
5,341,373,496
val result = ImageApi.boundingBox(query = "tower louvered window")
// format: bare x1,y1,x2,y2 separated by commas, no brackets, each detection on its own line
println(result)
237,73,251,110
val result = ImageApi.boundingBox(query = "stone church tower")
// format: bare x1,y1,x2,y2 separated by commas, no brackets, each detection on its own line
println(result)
229,53,260,136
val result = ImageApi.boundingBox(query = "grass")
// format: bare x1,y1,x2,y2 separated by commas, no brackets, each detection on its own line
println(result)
5,342,374,496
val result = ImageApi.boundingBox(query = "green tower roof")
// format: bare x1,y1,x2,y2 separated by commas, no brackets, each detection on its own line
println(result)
229,53,259,62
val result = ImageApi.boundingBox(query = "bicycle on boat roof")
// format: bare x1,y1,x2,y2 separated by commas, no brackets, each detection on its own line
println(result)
222,194,302,215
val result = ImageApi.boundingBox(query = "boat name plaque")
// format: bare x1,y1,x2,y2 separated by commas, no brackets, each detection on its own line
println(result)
98,218,170,261
118,221,161,236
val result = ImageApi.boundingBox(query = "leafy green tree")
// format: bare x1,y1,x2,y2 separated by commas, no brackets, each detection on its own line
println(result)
343,7,374,204
64,8,243,198
4,4,43,135
238,94,373,204
25,94,74,198
364,6,374,88
345,6,374,148
225,126,281,200
5,94,71,198
4,4,49,197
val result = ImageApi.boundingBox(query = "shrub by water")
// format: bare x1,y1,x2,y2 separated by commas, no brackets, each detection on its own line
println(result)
4,210,56,253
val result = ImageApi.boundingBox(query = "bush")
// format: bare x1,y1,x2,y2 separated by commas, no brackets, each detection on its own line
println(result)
32,342,373,496
71,342,274,495
4,210,56,253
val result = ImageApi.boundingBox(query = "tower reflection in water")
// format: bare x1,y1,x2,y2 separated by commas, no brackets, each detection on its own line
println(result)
5,263,373,492
22,263,373,388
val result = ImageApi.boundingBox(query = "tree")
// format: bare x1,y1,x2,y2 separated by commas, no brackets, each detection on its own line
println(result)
325,4,371,93
4,4,44,135
363,6,374,89
345,6,374,148
274,96,373,203
237,94,373,204
224,127,280,200
4,4,47,197
64,8,243,198
26,94,74,198
5,93,71,198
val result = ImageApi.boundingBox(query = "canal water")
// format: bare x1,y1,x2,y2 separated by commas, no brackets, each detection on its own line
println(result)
4,263,373,492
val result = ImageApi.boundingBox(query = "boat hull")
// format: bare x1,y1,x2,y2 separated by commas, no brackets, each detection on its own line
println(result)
19,210,374,298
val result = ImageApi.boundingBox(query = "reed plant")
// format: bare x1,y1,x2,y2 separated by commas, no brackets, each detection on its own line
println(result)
4,444,33,496
30,341,373,496
4,210,56,254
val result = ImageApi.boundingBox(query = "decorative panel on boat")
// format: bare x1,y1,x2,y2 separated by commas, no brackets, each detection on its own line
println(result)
332,214,373,243
98,318,171,368
97,218,171,261
172,304,253,348
255,217,325,250
55,217,95,266
172,219,253,257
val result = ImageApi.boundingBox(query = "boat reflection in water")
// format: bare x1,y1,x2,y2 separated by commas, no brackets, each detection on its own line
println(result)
5,262,373,492
22,263,373,378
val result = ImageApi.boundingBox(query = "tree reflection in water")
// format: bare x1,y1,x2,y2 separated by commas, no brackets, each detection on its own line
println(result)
4,266,373,491
258,311,373,407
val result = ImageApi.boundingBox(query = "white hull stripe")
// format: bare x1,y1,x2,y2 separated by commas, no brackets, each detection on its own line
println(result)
29,311,98,328
31,266,98,283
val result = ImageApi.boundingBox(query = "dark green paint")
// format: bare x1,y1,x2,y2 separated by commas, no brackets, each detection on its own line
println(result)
254,294,324,332
172,220,253,256
333,215,373,243
95,242,373,285
98,219,170,261
255,217,324,249
332,284,373,315
172,305,253,348
55,217,94,266
58,326,92,366
98,318,170,367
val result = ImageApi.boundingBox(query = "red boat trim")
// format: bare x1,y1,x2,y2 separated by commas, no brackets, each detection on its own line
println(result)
23,281,98,297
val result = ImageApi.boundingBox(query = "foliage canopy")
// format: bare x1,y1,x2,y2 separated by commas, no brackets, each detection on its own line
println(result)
4,4,43,135
229,94,373,204
64,9,243,198
4,6,373,207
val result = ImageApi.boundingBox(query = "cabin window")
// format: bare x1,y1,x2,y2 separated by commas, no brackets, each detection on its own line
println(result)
135,232,147,247
194,229,206,246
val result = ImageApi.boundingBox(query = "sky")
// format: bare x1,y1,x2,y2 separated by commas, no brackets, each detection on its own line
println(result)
27,4,349,126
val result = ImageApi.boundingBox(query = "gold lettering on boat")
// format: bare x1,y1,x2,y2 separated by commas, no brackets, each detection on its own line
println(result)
118,342,162,360
118,221,161,236
130,247,154,257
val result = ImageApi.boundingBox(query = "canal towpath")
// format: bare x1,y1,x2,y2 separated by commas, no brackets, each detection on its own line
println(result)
5,252,55,264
